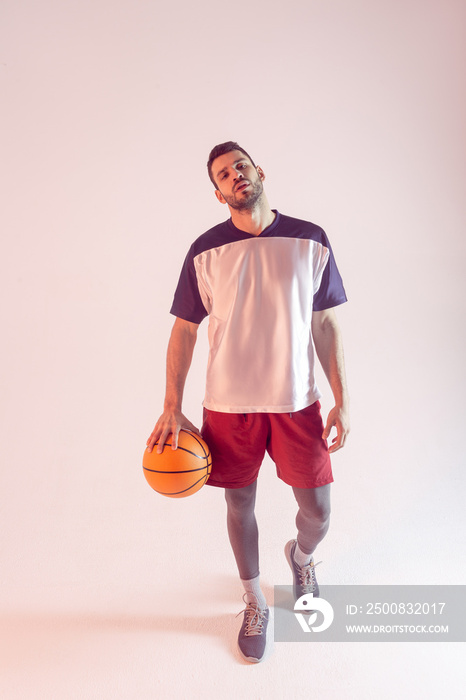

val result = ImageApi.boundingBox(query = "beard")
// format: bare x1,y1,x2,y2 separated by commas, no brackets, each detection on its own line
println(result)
224,177,264,211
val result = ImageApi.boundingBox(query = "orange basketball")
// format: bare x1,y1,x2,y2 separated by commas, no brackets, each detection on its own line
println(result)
143,430,212,498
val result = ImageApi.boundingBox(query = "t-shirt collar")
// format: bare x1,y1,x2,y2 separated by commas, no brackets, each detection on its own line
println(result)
227,210,281,237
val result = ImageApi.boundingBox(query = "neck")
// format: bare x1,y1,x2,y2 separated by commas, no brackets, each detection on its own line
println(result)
229,195,275,236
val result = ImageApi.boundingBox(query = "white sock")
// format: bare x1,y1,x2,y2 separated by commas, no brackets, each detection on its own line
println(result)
294,542,313,568
241,574,267,610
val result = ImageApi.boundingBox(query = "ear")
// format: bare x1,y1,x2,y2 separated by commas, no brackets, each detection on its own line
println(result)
215,189,226,204
256,166,265,181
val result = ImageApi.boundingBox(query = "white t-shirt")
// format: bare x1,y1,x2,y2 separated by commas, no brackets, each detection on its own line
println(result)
170,211,347,413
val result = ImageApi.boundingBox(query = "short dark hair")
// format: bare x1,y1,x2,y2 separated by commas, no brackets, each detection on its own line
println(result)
207,141,256,188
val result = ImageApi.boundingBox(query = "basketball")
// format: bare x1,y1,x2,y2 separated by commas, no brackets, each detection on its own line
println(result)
143,430,212,498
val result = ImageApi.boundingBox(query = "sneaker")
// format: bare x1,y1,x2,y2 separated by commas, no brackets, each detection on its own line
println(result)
284,539,320,600
236,594,269,663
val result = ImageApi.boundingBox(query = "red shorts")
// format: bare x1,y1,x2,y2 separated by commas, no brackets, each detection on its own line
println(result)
201,401,333,489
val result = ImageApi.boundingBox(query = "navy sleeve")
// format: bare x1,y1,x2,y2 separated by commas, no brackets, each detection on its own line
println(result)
313,233,348,311
170,245,209,323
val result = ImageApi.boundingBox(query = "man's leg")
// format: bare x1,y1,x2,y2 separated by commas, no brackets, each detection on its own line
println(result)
225,480,269,663
224,480,267,610
224,480,259,579
285,483,331,598
293,483,331,560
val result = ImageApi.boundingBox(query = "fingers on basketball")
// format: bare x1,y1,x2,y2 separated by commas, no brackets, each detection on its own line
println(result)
143,429,212,498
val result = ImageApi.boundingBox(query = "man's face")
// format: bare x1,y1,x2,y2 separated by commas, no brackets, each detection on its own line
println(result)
212,150,265,211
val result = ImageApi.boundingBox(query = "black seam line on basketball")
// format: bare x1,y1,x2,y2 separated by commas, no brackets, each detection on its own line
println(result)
188,432,209,459
155,443,211,460
156,474,208,496
143,461,212,475
143,465,210,474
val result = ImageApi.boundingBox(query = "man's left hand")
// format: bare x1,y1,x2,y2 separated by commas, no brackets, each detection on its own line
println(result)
322,406,350,453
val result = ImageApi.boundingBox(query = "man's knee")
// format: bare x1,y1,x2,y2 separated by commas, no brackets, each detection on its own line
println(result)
311,500,331,525
224,482,257,514
294,486,331,525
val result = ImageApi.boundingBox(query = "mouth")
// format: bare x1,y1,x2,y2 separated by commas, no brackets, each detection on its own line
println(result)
235,181,250,192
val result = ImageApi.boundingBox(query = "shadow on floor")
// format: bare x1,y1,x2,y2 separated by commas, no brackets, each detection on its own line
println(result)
0,576,278,668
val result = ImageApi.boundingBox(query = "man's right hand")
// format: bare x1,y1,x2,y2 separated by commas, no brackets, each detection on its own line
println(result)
146,409,201,454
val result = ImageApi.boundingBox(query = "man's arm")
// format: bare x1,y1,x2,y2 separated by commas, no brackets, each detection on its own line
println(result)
146,317,200,453
311,308,350,453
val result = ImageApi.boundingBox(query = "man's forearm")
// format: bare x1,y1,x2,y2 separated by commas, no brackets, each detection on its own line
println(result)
312,310,349,407
311,308,350,452
164,318,198,411
146,317,200,453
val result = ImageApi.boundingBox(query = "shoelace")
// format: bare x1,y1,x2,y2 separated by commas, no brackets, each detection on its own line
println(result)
236,598,268,637
298,559,322,594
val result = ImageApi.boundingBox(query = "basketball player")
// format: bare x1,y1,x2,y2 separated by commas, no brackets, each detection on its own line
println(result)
147,142,350,663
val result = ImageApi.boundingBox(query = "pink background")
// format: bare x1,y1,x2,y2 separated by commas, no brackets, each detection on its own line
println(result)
1,0,465,697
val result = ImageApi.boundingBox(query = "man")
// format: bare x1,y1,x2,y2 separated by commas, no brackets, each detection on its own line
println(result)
147,141,350,663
